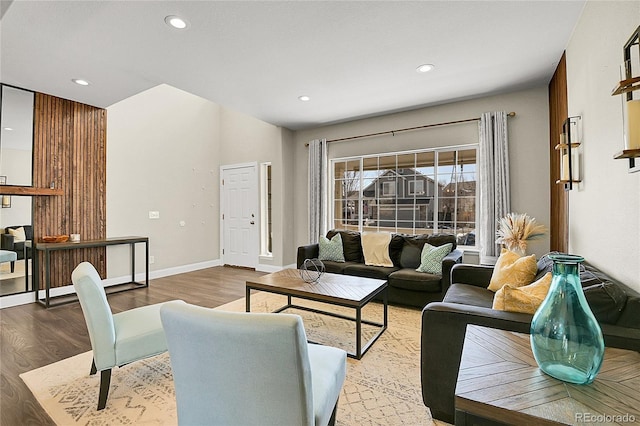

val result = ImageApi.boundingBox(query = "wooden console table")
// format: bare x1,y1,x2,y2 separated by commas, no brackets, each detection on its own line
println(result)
455,325,640,425
30,236,149,308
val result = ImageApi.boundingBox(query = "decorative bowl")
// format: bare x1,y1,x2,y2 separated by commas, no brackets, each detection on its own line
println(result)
42,235,69,243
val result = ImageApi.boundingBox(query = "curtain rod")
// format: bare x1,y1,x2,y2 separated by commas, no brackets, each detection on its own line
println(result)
305,111,516,146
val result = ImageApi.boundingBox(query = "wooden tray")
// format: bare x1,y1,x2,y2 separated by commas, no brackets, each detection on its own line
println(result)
42,235,69,243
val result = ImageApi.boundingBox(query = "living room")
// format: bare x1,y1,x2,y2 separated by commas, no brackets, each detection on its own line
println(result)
1,1,639,425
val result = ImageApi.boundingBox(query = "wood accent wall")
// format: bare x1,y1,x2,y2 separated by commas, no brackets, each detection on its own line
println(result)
548,53,568,252
32,93,107,288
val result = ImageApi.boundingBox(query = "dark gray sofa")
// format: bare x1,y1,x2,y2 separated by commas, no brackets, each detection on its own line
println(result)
297,229,463,308
421,253,640,423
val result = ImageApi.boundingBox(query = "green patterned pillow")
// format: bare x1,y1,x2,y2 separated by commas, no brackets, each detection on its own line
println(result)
318,233,345,262
416,243,453,274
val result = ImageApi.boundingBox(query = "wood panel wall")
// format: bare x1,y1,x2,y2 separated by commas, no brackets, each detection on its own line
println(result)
548,53,568,252
32,93,106,288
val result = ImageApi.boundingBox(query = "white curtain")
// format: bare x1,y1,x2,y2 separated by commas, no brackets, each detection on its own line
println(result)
478,111,510,263
308,138,328,244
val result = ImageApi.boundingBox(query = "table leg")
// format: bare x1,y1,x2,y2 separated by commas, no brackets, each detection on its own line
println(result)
44,249,50,308
246,287,251,312
131,242,136,284
356,306,362,359
145,240,149,287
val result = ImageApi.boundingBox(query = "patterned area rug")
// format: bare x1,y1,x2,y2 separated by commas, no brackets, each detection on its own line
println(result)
21,293,445,425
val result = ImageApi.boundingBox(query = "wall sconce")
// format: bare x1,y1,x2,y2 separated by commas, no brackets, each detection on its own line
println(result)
556,116,582,190
612,25,640,173
1,195,11,208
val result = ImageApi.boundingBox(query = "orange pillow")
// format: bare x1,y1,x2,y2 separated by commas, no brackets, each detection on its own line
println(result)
487,248,537,292
493,272,552,314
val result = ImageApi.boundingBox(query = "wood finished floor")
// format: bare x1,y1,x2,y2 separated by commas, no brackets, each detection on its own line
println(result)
0,266,265,426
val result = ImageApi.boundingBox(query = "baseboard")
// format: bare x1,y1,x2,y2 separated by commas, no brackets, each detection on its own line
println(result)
256,263,296,273
0,259,224,309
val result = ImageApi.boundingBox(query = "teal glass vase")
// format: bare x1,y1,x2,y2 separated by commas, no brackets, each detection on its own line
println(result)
530,254,604,384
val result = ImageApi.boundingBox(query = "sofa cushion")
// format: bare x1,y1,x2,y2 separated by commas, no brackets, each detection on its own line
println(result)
443,284,494,309
326,230,362,263
488,249,537,292
616,294,640,328
492,272,552,314
388,269,441,292
416,243,453,275
361,232,394,267
318,234,345,263
343,264,399,280
322,261,360,275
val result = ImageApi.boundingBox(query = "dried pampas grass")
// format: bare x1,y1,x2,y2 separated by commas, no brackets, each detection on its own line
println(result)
496,212,547,255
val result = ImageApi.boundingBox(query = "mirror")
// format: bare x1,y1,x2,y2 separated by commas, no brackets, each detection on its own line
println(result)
0,84,35,296
1,84,34,185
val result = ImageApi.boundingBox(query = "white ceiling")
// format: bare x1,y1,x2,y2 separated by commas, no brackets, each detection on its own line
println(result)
0,0,585,130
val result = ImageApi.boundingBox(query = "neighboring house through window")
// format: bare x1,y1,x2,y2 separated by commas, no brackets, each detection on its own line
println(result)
331,146,477,247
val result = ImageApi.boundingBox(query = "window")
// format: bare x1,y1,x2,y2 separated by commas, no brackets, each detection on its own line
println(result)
260,163,272,256
331,146,477,246
408,180,424,195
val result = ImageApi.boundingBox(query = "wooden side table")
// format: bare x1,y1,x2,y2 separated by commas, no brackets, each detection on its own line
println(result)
455,325,640,425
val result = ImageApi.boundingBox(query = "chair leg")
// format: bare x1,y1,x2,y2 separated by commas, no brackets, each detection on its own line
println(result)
328,398,339,426
90,359,97,375
10,261,14,273
97,368,112,410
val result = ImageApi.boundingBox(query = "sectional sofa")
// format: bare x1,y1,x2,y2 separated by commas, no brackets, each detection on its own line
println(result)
297,229,463,308
421,253,640,423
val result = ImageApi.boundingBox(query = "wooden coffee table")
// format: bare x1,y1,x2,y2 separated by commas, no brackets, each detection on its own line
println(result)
245,269,388,359
455,325,640,425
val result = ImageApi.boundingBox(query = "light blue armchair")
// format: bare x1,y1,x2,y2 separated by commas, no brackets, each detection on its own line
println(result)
71,262,183,410
160,301,347,426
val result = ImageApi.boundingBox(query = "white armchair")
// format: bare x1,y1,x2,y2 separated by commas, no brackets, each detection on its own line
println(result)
71,262,183,410
160,301,347,426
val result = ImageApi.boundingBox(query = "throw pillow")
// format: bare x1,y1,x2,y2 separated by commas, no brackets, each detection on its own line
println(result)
400,243,422,269
8,227,26,243
487,248,537,292
361,232,394,267
318,233,345,263
493,272,552,314
416,243,453,275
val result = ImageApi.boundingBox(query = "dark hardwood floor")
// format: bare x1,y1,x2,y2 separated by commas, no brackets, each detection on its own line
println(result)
0,266,264,426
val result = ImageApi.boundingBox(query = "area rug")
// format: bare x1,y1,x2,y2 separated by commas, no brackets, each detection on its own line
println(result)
21,293,442,425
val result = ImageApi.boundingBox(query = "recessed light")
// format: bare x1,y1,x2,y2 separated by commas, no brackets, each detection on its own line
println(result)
165,15,189,29
3,127,13,131
298,95,311,102
72,79,90,86
416,64,435,73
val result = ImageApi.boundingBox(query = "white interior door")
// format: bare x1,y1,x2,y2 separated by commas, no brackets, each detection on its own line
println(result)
221,164,259,268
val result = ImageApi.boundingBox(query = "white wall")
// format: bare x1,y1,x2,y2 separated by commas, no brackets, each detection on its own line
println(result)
106,84,295,278
0,149,32,228
218,107,295,268
565,1,640,290
106,84,221,277
292,87,551,260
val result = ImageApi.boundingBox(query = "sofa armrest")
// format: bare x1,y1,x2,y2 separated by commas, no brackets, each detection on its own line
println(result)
420,302,531,423
1,234,14,250
440,249,463,294
450,263,494,288
297,244,319,268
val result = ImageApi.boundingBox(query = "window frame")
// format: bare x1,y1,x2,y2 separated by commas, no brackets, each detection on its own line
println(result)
330,144,478,247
